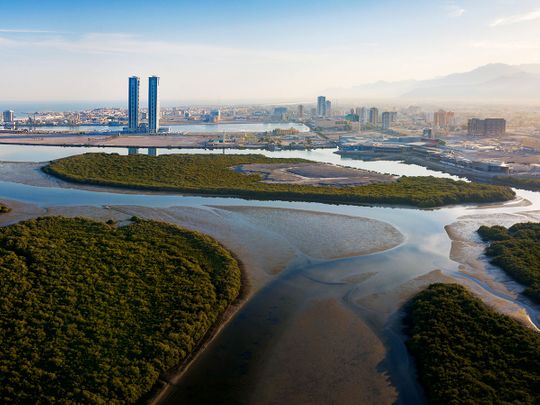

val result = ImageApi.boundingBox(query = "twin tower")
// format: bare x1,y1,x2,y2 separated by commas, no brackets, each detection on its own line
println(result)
128,76,160,134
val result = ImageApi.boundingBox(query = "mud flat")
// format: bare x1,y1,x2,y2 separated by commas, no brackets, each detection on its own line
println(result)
446,211,540,327
235,162,396,186
0,134,212,148
0,200,406,404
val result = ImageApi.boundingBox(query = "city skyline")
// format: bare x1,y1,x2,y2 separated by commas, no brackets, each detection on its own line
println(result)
1,0,540,102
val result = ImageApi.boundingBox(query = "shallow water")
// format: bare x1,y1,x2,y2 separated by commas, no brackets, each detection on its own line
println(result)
0,144,458,179
0,144,539,404
18,122,310,134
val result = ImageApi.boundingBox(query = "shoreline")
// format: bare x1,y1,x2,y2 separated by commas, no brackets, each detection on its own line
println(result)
0,200,407,404
41,157,516,209
339,152,540,192
445,213,540,329
145,250,251,405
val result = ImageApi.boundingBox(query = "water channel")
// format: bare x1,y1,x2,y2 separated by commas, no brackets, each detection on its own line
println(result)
0,144,538,404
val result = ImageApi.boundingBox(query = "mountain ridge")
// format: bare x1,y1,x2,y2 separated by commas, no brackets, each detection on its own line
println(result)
326,63,540,101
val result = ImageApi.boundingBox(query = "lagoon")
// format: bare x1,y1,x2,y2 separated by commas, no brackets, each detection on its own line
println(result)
0,143,539,404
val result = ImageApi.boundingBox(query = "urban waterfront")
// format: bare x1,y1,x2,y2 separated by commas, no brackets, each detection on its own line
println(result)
22,122,310,134
3,1,540,402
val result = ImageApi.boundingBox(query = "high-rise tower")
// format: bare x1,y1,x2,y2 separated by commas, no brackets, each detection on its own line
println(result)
317,96,326,117
128,76,140,132
148,76,160,134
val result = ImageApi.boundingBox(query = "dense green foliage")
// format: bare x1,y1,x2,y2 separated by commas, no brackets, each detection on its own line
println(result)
44,153,515,208
0,203,9,213
0,217,241,403
478,222,540,303
495,176,540,192
406,283,540,404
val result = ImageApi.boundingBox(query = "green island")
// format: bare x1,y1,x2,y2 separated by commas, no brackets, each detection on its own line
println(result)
43,153,515,208
0,216,241,403
494,176,540,192
406,283,540,404
0,203,9,213
478,222,540,303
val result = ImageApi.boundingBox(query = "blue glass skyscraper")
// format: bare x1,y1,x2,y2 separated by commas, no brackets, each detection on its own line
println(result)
148,76,160,134
128,76,140,132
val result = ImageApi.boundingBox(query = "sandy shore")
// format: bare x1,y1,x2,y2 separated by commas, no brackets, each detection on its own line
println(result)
3,169,536,403
236,162,396,187
446,212,540,327
0,199,406,404
0,134,213,148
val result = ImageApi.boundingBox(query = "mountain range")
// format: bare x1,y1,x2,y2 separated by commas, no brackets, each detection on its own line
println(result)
327,64,540,101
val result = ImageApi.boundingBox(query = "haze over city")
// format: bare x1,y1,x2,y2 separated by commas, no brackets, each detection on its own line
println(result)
1,2,540,405
2,0,540,103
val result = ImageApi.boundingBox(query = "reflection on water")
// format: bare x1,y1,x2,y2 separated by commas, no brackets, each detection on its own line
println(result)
0,144,539,404
18,122,310,134
0,144,458,179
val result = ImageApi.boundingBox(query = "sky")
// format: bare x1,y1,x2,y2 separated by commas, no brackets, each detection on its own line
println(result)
1,0,540,103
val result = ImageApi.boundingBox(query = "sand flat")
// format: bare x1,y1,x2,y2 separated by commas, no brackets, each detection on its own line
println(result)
236,162,396,187
250,299,396,405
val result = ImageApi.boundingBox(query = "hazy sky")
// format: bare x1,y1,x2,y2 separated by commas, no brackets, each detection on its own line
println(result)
1,0,540,103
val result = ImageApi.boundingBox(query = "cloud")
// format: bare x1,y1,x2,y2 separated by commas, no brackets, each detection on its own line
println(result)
468,40,540,50
0,32,323,63
0,28,57,33
491,8,540,27
444,3,465,18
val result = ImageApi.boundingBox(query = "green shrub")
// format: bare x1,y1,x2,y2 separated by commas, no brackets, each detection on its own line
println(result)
479,222,540,303
0,217,241,403
43,153,515,208
406,283,540,404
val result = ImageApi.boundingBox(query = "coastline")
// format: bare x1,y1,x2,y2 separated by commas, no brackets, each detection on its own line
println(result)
1,157,538,403
41,156,515,208
145,250,251,405
445,213,540,329
0,199,407,404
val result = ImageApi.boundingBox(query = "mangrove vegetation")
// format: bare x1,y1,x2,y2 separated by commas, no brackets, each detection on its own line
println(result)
406,283,540,404
0,216,241,403
43,153,515,208
478,222,540,303
495,176,540,192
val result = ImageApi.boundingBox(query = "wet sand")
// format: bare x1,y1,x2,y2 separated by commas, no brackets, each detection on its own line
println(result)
0,199,407,404
3,165,539,404
236,162,395,187
250,298,394,405
446,212,540,327
0,134,212,148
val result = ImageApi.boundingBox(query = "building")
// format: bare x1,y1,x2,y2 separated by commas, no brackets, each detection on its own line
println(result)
317,96,326,117
148,76,160,134
423,128,433,139
356,107,367,124
128,76,140,131
210,110,221,123
381,112,391,130
369,107,379,125
3,110,14,124
485,118,506,136
273,107,288,120
433,110,455,129
468,118,506,137
297,104,304,119
325,100,332,116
